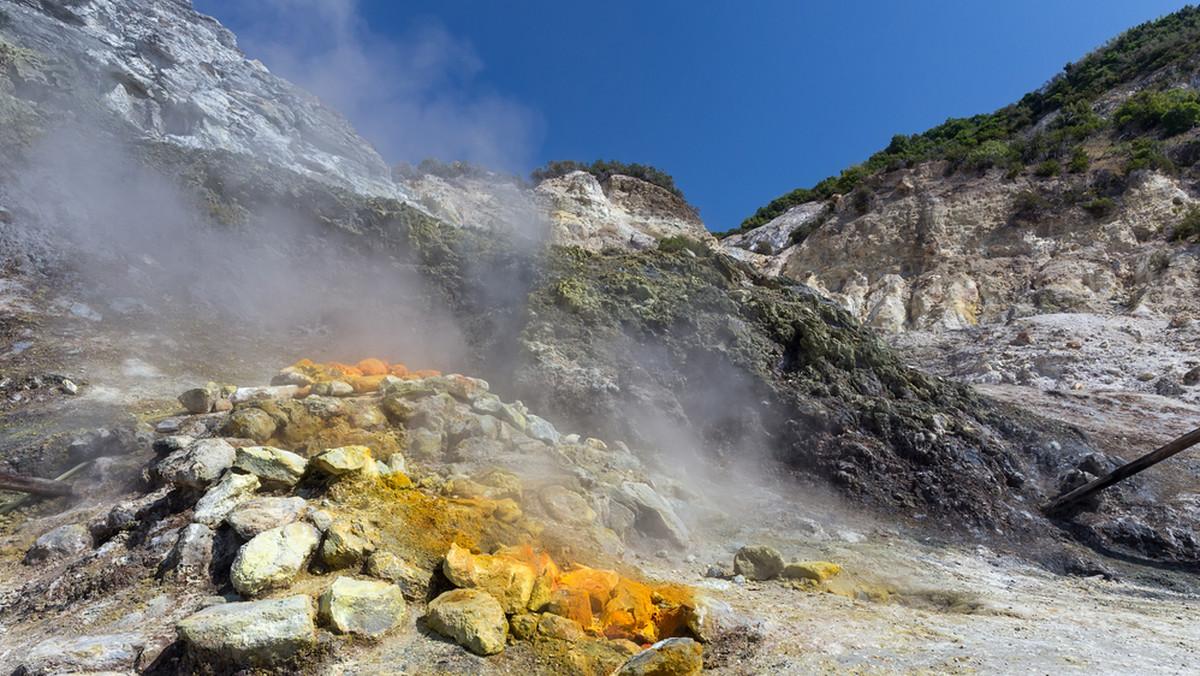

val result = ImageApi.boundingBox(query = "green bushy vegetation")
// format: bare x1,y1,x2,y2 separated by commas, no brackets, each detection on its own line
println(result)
1123,137,1176,173
733,6,1200,234
1034,158,1062,177
1174,207,1200,240
657,234,708,256
530,159,687,202
1114,88,1200,135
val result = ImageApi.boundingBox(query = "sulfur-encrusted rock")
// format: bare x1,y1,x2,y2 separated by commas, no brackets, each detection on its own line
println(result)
537,612,585,641
318,576,406,636
425,588,507,656
20,632,146,675
612,637,703,675
443,542,535,614
233,446,307,487
311,445,379,480
193,472,260,526
322,518,379,569
733,545,785,581
781,560,842,582
226,497,308,540
367,551,432,599
156,438,237,490
220,408,278,443
176,595,315,665
231,522,321,596
25,523,92,564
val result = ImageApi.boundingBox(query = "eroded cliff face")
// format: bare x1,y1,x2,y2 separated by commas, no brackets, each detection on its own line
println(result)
0,0,400,198
398,169,716,251
723,163,1199,332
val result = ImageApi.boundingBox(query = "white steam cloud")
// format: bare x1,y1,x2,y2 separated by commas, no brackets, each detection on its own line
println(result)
197,0,543,172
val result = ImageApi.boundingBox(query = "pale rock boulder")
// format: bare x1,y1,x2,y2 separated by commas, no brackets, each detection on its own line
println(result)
233,446,307,487
20,633,146,675
311,445,379,480
193,471,260,526
321,518,379,569
425,588,508,656
25,523,92,564
442,542,535,614
230,522,320,596
226,496,308,540
318,576,406,636
176,595,316,665
155,438,237,489
613,637,703,676
619,482,689,547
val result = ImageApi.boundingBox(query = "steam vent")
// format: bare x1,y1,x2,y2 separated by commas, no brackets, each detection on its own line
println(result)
4,0,1200,673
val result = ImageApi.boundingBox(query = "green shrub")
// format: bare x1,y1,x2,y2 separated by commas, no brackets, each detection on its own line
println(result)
853,185,874,214
1068,147,1090,173
1124,137,1176,173
966,139,1016,169
1012,191,1051,221
1174,207,1200,240
658,235,707,256
1081,197,1114,216
1005,163,1024,180
1034,158,1062,177
1164,100,1200,135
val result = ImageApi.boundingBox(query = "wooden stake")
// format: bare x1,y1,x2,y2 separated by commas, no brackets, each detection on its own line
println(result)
1044,425,1200,513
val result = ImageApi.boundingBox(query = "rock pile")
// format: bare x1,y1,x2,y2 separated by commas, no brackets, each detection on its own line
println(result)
9,359,712,672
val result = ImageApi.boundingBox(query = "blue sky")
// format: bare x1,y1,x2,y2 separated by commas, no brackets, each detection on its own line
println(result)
194,1,1190,231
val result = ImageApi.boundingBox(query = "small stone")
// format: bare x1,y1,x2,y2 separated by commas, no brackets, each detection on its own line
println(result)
425,588,508,656
383,452,407,475
704,565,727,579
179,386,218,414
509,613,539,640
226,497,308,540
155,438,237,489
25,523,92,564
311,445,379,480
1065,340,1082,349
1155,376,1185,397
176,595,315,665
322,518,379,570
612,637,703,676
1137,372,1156,382
781,561,842,582
193,472,261,526
366,551,431,599
60,378,79,395
733,545,784,581
538,612,585,641
1011,330,1033,346
318,576,406,636
231,522,321,596
307,508,336,532
271,367,315,387
233,445,308,487
1184,365,1200,386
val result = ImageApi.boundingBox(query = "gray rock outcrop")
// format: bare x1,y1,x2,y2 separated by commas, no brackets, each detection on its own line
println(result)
176,595,316,665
